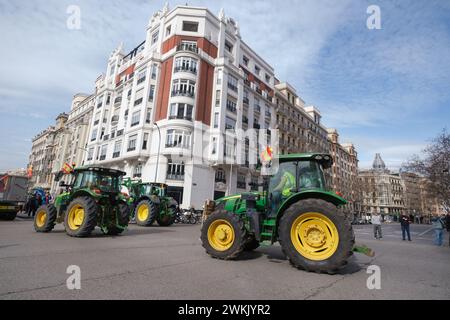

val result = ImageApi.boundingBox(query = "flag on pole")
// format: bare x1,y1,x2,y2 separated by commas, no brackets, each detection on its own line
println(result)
27,165,33,178
62,162,73,174
260,146,273,162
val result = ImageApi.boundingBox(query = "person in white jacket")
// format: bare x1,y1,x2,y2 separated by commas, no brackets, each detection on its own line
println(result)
372,212,382,240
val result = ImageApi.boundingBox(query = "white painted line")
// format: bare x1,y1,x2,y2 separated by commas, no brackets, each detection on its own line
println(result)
418,228,434,236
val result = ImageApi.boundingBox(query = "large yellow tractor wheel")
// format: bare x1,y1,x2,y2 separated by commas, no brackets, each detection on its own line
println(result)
34,204,57,232
278,199,354,274
201,209,247,260
64,197,97,237
135,199,157,226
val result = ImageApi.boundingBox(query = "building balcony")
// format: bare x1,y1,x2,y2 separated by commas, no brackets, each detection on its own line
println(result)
117,129,124,137
134,98,143,106
111,115,119,123
114,97,122,105
99,155,106,161
167,173,185,180
127,147,136,152
226,105,237,113
137,77,146,85
174,66,197,75
176,43,198,54
112,152,120,158
168,115,193,121
171,90,195,98
227,83,238,92
165,142,191,149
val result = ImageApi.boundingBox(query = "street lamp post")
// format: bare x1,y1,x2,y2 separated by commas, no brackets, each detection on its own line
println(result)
154,123,161,183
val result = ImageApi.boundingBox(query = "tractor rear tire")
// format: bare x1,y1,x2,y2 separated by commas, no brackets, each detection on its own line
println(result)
34,205,57,232
104,202,130,235
243,236,260,251
135,199,157,226
278,199,354,274
201,209,246,260
156,206,176,226
64,197,98,237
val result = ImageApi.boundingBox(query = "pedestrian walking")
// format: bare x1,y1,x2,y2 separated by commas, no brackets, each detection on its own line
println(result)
372,212,382,239
446,213,450,247
29,193,37,217
400,213,411,241
431,213,446,246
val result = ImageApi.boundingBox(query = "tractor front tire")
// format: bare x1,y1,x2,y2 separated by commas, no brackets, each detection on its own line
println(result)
156,206,176,226
64,197,98,237
201,209,246,260
278,199,354,274
135,199,157,226
34,205,57,232
104,202,130,236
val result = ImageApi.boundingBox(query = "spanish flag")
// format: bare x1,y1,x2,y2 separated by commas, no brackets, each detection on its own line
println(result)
260,146,273,162
62,162,74,174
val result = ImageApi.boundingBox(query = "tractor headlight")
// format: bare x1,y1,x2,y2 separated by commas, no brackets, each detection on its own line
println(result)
315,155,323,160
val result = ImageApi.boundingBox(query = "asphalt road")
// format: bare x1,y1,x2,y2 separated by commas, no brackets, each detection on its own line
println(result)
0,215,449,300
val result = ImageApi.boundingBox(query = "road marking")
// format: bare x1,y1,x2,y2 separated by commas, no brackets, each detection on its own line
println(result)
418,228,434,236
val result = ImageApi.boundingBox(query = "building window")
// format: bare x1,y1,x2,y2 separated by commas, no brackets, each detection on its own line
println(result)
151,31,159,44
113,140,121,158
214,112,219,128
142,133,149,150
99,145,107,161
237,174,246,189
166,129,191,149
87,147,94,161
167,160,185,180
171,79,195,97
225,117,236,130
227,75,238,92
169,103,193,120
226,98,237,113
146,108,151,123
250,176,259,191
90,128,98,141
127,134,137,152
174,56,197,74
166,25,171,37
215,90,221,107
137,69,146,85
131,110,140,127
182,21,199,32
133,165,142,178
254,65,260,76
211,137,217,154
225,40,233,53
265,74,270,83
243,55,249,66
149,85,155,102
215,168,226,183
151,64,157,79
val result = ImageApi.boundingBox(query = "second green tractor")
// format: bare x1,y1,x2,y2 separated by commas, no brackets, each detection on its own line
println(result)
123,179,178,227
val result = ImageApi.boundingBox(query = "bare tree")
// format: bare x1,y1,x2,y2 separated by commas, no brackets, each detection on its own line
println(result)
403,128,450,213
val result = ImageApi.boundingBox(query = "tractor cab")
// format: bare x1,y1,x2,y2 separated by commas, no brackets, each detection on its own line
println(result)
65,167,126,195
267,153,333,216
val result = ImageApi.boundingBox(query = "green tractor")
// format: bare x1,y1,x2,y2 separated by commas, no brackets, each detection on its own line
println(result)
201,153,356,274
34,167,130,237
122,178,178,227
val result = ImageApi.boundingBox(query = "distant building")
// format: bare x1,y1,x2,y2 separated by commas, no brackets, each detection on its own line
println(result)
359,153,405,218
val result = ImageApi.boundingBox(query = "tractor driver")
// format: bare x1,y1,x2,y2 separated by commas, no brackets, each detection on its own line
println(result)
271,168,295,215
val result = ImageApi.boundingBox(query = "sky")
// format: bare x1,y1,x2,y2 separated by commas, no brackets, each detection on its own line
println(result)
0,0,449,171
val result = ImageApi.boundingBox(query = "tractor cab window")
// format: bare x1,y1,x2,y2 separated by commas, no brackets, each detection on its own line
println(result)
297,161,324,190
74,171,120,192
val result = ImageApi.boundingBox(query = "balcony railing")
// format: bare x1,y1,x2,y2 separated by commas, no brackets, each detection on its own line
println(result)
99,155,106,161
165,142,190,149
114,97,122,105
127,147,136,152
137,77,146,85
168,115,193,121
227,83,238,92
111,115,119,123
226,104,237,113
254,105,261,113
176,43,198,53
112,152,120,158
167,173,185,180
134,98,143,106
174,66,197,74
117,129,124,136
171,90,195,98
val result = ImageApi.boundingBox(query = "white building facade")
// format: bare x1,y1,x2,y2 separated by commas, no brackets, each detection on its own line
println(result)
84,5,277,208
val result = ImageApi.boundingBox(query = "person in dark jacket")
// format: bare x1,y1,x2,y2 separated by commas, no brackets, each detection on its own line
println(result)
400,213,411,241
